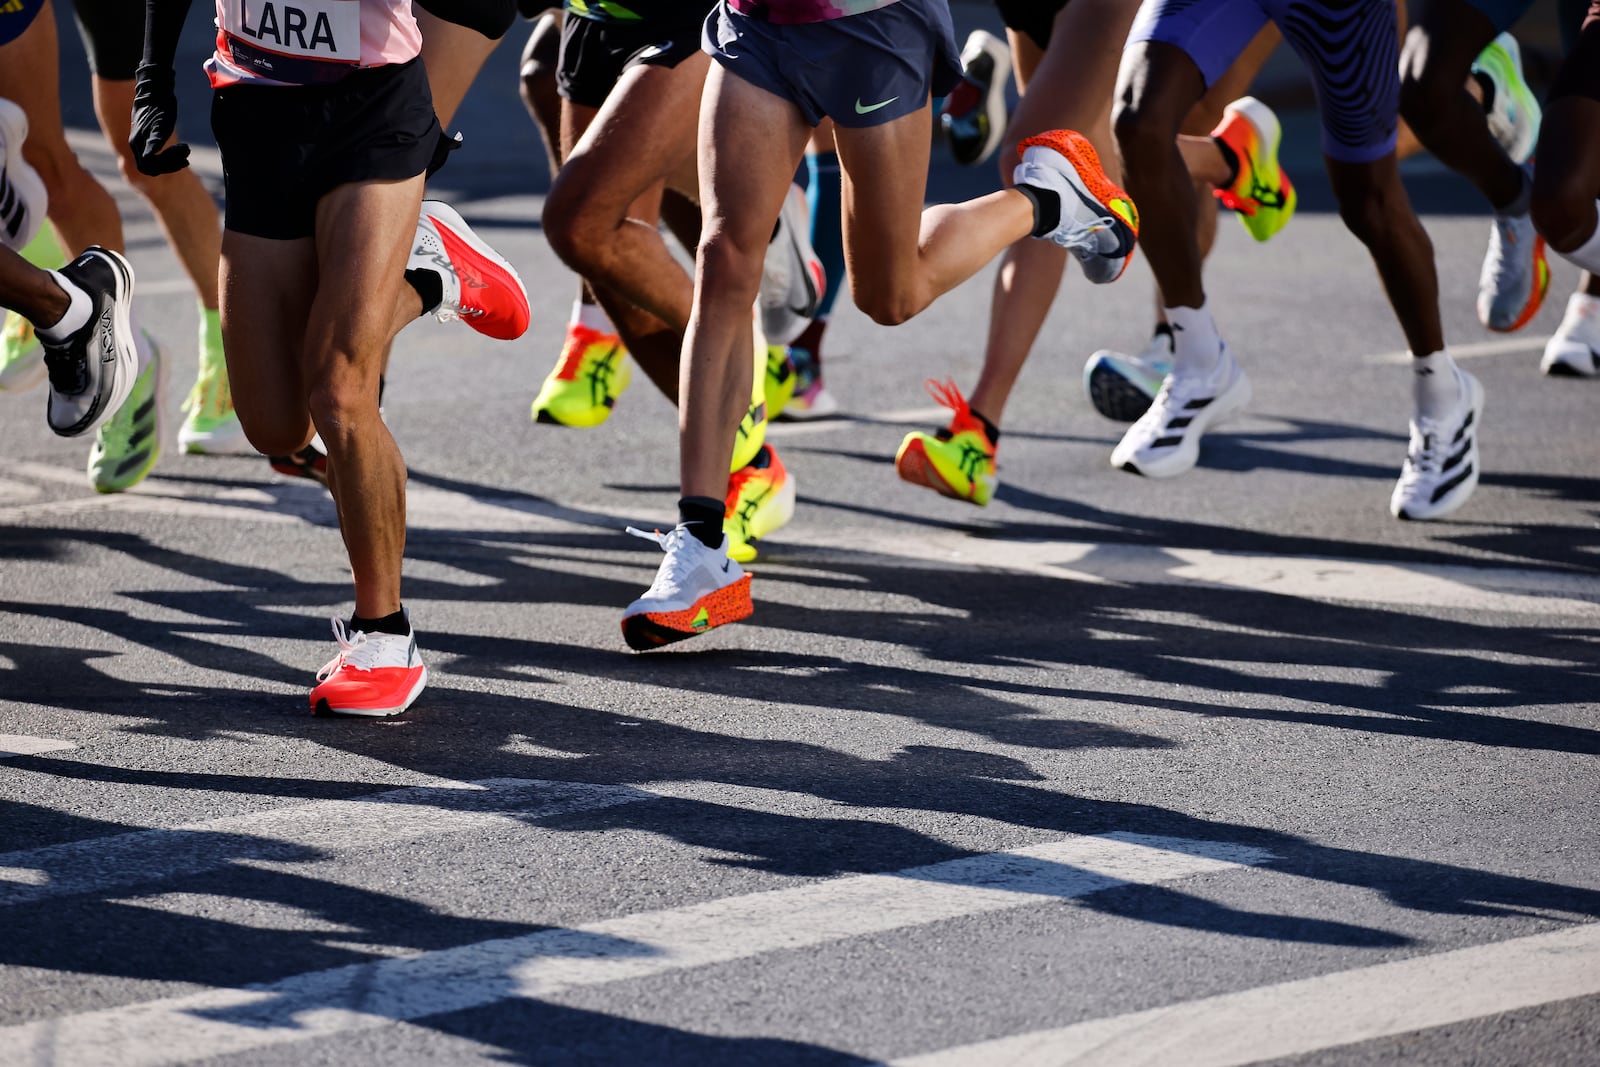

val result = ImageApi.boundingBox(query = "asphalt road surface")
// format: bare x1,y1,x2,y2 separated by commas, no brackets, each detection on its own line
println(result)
0,7,1596,1066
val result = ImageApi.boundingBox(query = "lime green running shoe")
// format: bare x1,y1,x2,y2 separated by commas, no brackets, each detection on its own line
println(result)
88,333,165,493
894,379,997,506
177,308,252,455
1211,96,1296,243
0,310,44,392
724,444,796,564
531,322,631,427
730,325,769,473
1472,33,1540,164
764,344,797,421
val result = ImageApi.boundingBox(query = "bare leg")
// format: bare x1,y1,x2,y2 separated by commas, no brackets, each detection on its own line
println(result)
305,177,425,619
519,10,565,180
0,1,123,254
219,233,319,454
90,76,221,310
0,245,69,326
415,7,503,128
1329,154,1444,356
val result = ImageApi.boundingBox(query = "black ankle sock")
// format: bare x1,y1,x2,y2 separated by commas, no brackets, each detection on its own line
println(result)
349,609,410,637
678,495,725,550
971,408,1000,446
1213,136,1240,189
378,375,386,406
1015,184,1061,239
404,268,443,316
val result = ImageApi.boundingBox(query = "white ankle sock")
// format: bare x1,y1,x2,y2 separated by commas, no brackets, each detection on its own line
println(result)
34,271,92,343
571,299,614,334
1556,209,1600,275
1164,301,1223,378
1411,349,1461,420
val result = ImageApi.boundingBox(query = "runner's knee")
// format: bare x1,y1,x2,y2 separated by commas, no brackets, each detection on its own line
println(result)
1530,172,1594,252
696,226,765,305
542,170,612,273
850,275,924,326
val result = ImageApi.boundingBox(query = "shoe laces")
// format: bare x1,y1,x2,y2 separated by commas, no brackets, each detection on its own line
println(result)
925,377,973,422
42,340,87,395
1401,420,1445,482
626,525,706,601
316,618,379,681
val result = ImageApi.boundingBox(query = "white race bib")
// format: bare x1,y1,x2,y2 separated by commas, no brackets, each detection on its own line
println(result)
221,0,360,63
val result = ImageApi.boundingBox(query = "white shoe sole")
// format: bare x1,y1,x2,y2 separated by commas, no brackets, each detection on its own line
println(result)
1112,366,1251,479
0,98,47,253
1540,340,1599,377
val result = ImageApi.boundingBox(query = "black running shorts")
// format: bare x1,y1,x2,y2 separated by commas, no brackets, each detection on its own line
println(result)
70,0,144,79
996,0,1064,50
1550,1,1600,103
557,7,713,108
211,58,449,241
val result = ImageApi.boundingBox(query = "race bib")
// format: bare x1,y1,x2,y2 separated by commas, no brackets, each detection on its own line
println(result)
221,0,360,63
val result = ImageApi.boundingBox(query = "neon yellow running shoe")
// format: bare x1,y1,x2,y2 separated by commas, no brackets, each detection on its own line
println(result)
88,332,165,493
765,344,797,421
1472,33,1540,164
731,323,769,473
1211,96,1296,243
895,379,997,506
177,308,252,454
724,444,796,563
531,322,631,427
0,310,43,392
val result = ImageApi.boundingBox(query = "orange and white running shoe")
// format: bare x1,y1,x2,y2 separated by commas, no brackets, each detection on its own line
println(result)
621,526,753,651
1013,130,1139,283
309,618,428,717
724,444,796,563
409,200,531,341
1210,96,1296,242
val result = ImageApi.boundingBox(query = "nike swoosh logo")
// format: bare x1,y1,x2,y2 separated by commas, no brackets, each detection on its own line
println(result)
855,96,898,115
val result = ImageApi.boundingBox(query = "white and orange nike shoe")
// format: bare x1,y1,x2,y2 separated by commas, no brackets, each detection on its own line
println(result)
409,200,531,341
621,525,752,651
309,618,428,717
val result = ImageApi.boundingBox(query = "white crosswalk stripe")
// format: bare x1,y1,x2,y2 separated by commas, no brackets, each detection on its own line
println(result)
3,833,1269,1066
890,922,1600,1067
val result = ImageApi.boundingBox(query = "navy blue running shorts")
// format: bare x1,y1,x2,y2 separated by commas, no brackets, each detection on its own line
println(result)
702,0,963,128
1129,0,1399,163
211,58,449,241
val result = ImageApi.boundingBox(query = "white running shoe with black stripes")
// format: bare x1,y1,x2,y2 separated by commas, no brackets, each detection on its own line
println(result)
1110,345,1251,478
1391,369,1485,521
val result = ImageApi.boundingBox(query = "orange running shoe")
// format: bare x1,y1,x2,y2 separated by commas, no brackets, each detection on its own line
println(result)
309,618,428,717
1013,130,1139,283
410,200,531,341
1210,97,1296,242
621,526,753,651
895,379,997,506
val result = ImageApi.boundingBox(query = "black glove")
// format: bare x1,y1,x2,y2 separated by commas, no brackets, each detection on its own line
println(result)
129,63,190,176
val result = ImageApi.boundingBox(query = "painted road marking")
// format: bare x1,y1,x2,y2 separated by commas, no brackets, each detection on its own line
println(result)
0,735,76,758
0,778,650,907
1365,336,1550,365
2,833,1269,1066
891,921,1600,1067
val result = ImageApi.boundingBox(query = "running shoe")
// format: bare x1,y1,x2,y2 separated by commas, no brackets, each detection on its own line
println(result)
724,444,796,563
269,434,329,485
731,326,770,471
1084,325,1175,423
177,316,252,454
0,97,47,252
765,344,797,420
1210,96,1296,243
530,323,631,427
759,183,826,346
43,247,138,439
1540,292,1600,377
778,344,838,420
1478,187,1549,333
410,200,531,341
895,378,997,506
309,617,428,717
1472,33,1540,164
621,525,753,651
1391,369,1485,521
1014,130,1139,283
87,331,163,492
0,311,44,392
1110,345,1251,478
941,30,1012,167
